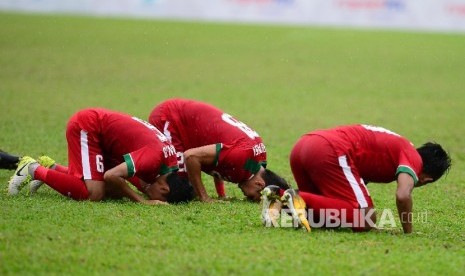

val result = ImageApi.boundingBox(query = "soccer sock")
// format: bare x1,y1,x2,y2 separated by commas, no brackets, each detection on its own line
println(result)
299,191,354,210
215,181,226,197
52,163,69,174
298,191,357,226
33,166,89,200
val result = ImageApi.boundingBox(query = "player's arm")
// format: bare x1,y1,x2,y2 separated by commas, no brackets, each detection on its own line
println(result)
184,144,217,202
104,163,146,202
396,172,415,234
104,163,165,205
126,176,150,194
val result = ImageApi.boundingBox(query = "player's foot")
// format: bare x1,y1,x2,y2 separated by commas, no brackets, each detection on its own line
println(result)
281,189,311,232
261,185,282,227
0,150,20,170
8,156,37,195
37,155,55,168
29,180,43,195
29,155,56,195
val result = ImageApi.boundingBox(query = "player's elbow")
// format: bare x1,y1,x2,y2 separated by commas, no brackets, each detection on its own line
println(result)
183,150,196,165
183,149,193,158
103,170,118,183
396,192,411,203
103,171,111,182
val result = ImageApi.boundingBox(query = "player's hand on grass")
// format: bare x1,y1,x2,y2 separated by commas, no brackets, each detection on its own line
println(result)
198,195,214,202
216,196,234,202
217,195,229,200
213,198,230,203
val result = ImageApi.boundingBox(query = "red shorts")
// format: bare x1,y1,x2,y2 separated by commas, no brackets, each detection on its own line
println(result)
290,135,373,208
66,112,105,181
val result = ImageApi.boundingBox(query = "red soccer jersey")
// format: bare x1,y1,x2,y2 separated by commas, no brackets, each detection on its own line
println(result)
309,124,423,184
73,108,178,183
149,99,266,183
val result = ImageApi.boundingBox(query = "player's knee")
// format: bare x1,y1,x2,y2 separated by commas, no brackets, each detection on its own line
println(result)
353,207,376,232
85,180,105,201
88,191,104,201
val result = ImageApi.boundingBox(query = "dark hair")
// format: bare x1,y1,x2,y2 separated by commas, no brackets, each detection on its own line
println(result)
417,142,451,182
262,169,290,190
166,173,195,203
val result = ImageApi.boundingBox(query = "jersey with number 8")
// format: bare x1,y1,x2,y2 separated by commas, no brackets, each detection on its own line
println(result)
149,99,266,183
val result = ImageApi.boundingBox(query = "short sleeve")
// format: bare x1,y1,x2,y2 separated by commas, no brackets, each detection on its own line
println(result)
396,150,422,185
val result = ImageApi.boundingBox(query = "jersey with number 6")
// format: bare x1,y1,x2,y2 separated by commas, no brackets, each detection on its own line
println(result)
149,98,266,183
310,124,423,184
66,108,178,183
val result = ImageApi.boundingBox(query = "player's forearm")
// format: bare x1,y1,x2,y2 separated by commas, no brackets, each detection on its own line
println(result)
190,173,210,201
396,194,413,234
105,174,145,203
185,156,210,201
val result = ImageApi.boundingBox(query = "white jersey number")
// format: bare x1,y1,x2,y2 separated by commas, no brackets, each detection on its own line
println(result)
96,155,104,173
222,113,259,139
362,124,401,137
132,116,168,142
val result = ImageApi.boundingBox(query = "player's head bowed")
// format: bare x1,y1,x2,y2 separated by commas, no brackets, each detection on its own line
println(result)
417,142,451,182
262,169,290,190
166,173,195,203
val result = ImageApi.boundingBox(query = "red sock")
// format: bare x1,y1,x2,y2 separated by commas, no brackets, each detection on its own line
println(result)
53,164,68,174
215,181,226,197
299,191,355,210
34,166,89,200
298,191,369,229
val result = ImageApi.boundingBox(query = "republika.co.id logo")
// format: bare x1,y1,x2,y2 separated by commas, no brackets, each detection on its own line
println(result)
264,208,428,229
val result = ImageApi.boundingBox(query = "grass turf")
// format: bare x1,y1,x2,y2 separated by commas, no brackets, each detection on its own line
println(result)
1,12,464,274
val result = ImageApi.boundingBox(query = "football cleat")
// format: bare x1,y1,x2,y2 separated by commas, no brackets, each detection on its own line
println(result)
29,155,56,195
261,185,282,227
0,150,20,170
29,180,43,195
8,156,37,195
281,189,311,232
37,155,55,168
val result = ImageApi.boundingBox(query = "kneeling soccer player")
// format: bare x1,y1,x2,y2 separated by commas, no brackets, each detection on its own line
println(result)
262,124,451,234
8,108,194,204
149,98,289,202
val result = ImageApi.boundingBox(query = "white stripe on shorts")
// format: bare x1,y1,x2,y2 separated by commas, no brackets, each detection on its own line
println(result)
80,130,92,180
338,155,368,208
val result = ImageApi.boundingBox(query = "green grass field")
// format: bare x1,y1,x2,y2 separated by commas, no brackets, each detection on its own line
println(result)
1,12,465,275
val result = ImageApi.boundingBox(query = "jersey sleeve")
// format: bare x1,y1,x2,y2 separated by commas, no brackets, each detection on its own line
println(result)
395,150,422,185
216,143,266,183
123,146,178,183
